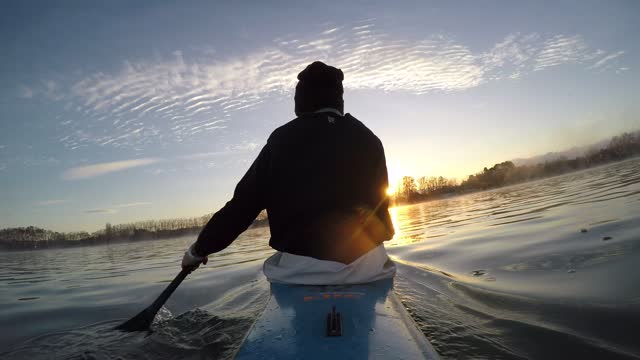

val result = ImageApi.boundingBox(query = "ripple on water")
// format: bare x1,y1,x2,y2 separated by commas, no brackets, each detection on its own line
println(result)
2,160,640,359
1,310,254,360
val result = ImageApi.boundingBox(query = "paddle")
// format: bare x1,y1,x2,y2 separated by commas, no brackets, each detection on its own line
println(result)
116,268,192,332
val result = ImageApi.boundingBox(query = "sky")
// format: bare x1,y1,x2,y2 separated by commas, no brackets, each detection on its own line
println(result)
1,0,639,232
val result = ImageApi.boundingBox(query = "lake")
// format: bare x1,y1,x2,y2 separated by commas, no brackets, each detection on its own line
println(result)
2,158,639,359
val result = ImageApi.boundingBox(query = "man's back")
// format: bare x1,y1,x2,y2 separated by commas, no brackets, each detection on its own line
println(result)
188,61,394,267
266,112,394,262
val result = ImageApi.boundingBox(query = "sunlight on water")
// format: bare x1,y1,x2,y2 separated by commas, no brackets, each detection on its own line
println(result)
388,159,640,303
388,159,640,359
1,159,639,359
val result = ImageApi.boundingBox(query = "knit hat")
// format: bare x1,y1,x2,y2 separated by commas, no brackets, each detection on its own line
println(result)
294,61,344,116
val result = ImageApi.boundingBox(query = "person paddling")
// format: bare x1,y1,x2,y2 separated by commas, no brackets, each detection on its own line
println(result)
182,61,396,284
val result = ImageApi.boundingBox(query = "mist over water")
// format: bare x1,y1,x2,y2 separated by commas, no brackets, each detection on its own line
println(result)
2,158,639,359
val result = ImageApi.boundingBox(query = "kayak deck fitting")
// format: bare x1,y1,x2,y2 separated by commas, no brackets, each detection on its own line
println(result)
234,279,439,359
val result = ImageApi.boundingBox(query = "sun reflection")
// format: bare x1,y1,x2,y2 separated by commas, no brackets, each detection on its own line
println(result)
388,206,400,242
387,206,428,247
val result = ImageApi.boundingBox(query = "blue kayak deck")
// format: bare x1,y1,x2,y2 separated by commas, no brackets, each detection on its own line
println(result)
234,279,439,359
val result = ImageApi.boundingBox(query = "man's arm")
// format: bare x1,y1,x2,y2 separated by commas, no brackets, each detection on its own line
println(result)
360,139,395,241
374,144,395,239
192,144,270,256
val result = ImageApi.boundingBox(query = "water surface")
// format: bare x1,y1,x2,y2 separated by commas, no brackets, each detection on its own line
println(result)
2,158,640,359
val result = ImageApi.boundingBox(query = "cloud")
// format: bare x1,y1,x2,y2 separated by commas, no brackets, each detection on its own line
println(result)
114,202,152,208
177,151,226,160
27,21,623,151
225,141,261,152
58,23,486,150
83,202,150,214
481,33,608,77
482,33,540,77
322,27,340,35
176,141,261,160
43,80,64,101
63,158,161,180
19,86,34,98
23,156,60,167
587,50,625,70
84,208,116,214
61,140,261,180
533,35,591,71
38,199,71,206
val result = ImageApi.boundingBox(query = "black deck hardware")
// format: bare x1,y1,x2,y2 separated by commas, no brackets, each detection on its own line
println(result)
326,305,343,337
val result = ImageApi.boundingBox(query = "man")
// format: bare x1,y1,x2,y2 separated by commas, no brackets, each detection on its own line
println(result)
182,61,396,284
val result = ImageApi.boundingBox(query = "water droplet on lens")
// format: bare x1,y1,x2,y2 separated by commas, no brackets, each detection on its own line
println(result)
471,269,487,276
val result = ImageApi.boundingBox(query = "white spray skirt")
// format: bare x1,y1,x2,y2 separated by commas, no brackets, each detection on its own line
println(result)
263,244,396,285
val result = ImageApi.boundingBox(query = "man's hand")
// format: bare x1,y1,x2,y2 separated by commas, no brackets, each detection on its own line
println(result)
182,243,208,271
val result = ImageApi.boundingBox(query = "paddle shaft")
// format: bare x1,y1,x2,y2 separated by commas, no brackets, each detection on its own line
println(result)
148,268,191,313
116,267,192,331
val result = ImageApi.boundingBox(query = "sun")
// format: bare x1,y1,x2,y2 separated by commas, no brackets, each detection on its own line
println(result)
386,162,406,194
386,186,396,196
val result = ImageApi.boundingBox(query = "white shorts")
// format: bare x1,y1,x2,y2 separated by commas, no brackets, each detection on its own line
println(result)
263,244,396,285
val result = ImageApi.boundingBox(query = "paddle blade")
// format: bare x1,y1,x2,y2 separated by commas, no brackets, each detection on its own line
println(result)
115,307,155,332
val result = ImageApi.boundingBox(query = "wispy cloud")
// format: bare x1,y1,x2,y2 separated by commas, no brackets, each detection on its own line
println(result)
43,80,64,100
114,202,152,208
481,33,614,77
175,141,261,161
226,141,260,152
533,35,592,71
587,50,625,70
19,85,34,99
38,199,71,206
83,202,150,214
177,151,226,160
85,208,116,214
322,27,340,35
28,21,624,151
63,158,161,180
61,142,260,179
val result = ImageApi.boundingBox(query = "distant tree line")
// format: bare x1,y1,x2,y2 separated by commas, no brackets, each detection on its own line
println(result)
0,210,269,251
392,131,640,204
393,175,459,204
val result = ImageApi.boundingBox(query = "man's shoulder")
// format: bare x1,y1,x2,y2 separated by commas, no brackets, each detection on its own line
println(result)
344,113,370,129
344,113,383,145
268,113,382,146
268,113,329,139
268,116,307,141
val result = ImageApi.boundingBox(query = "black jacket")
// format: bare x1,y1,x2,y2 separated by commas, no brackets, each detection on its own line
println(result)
194,111,394,263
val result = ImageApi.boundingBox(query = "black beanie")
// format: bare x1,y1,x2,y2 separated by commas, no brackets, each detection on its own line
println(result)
294,61,344,116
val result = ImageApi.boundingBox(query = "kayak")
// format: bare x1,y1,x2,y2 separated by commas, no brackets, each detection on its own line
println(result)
233,278,439,359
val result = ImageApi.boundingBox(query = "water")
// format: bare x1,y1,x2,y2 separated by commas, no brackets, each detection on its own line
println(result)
1,158,640,359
